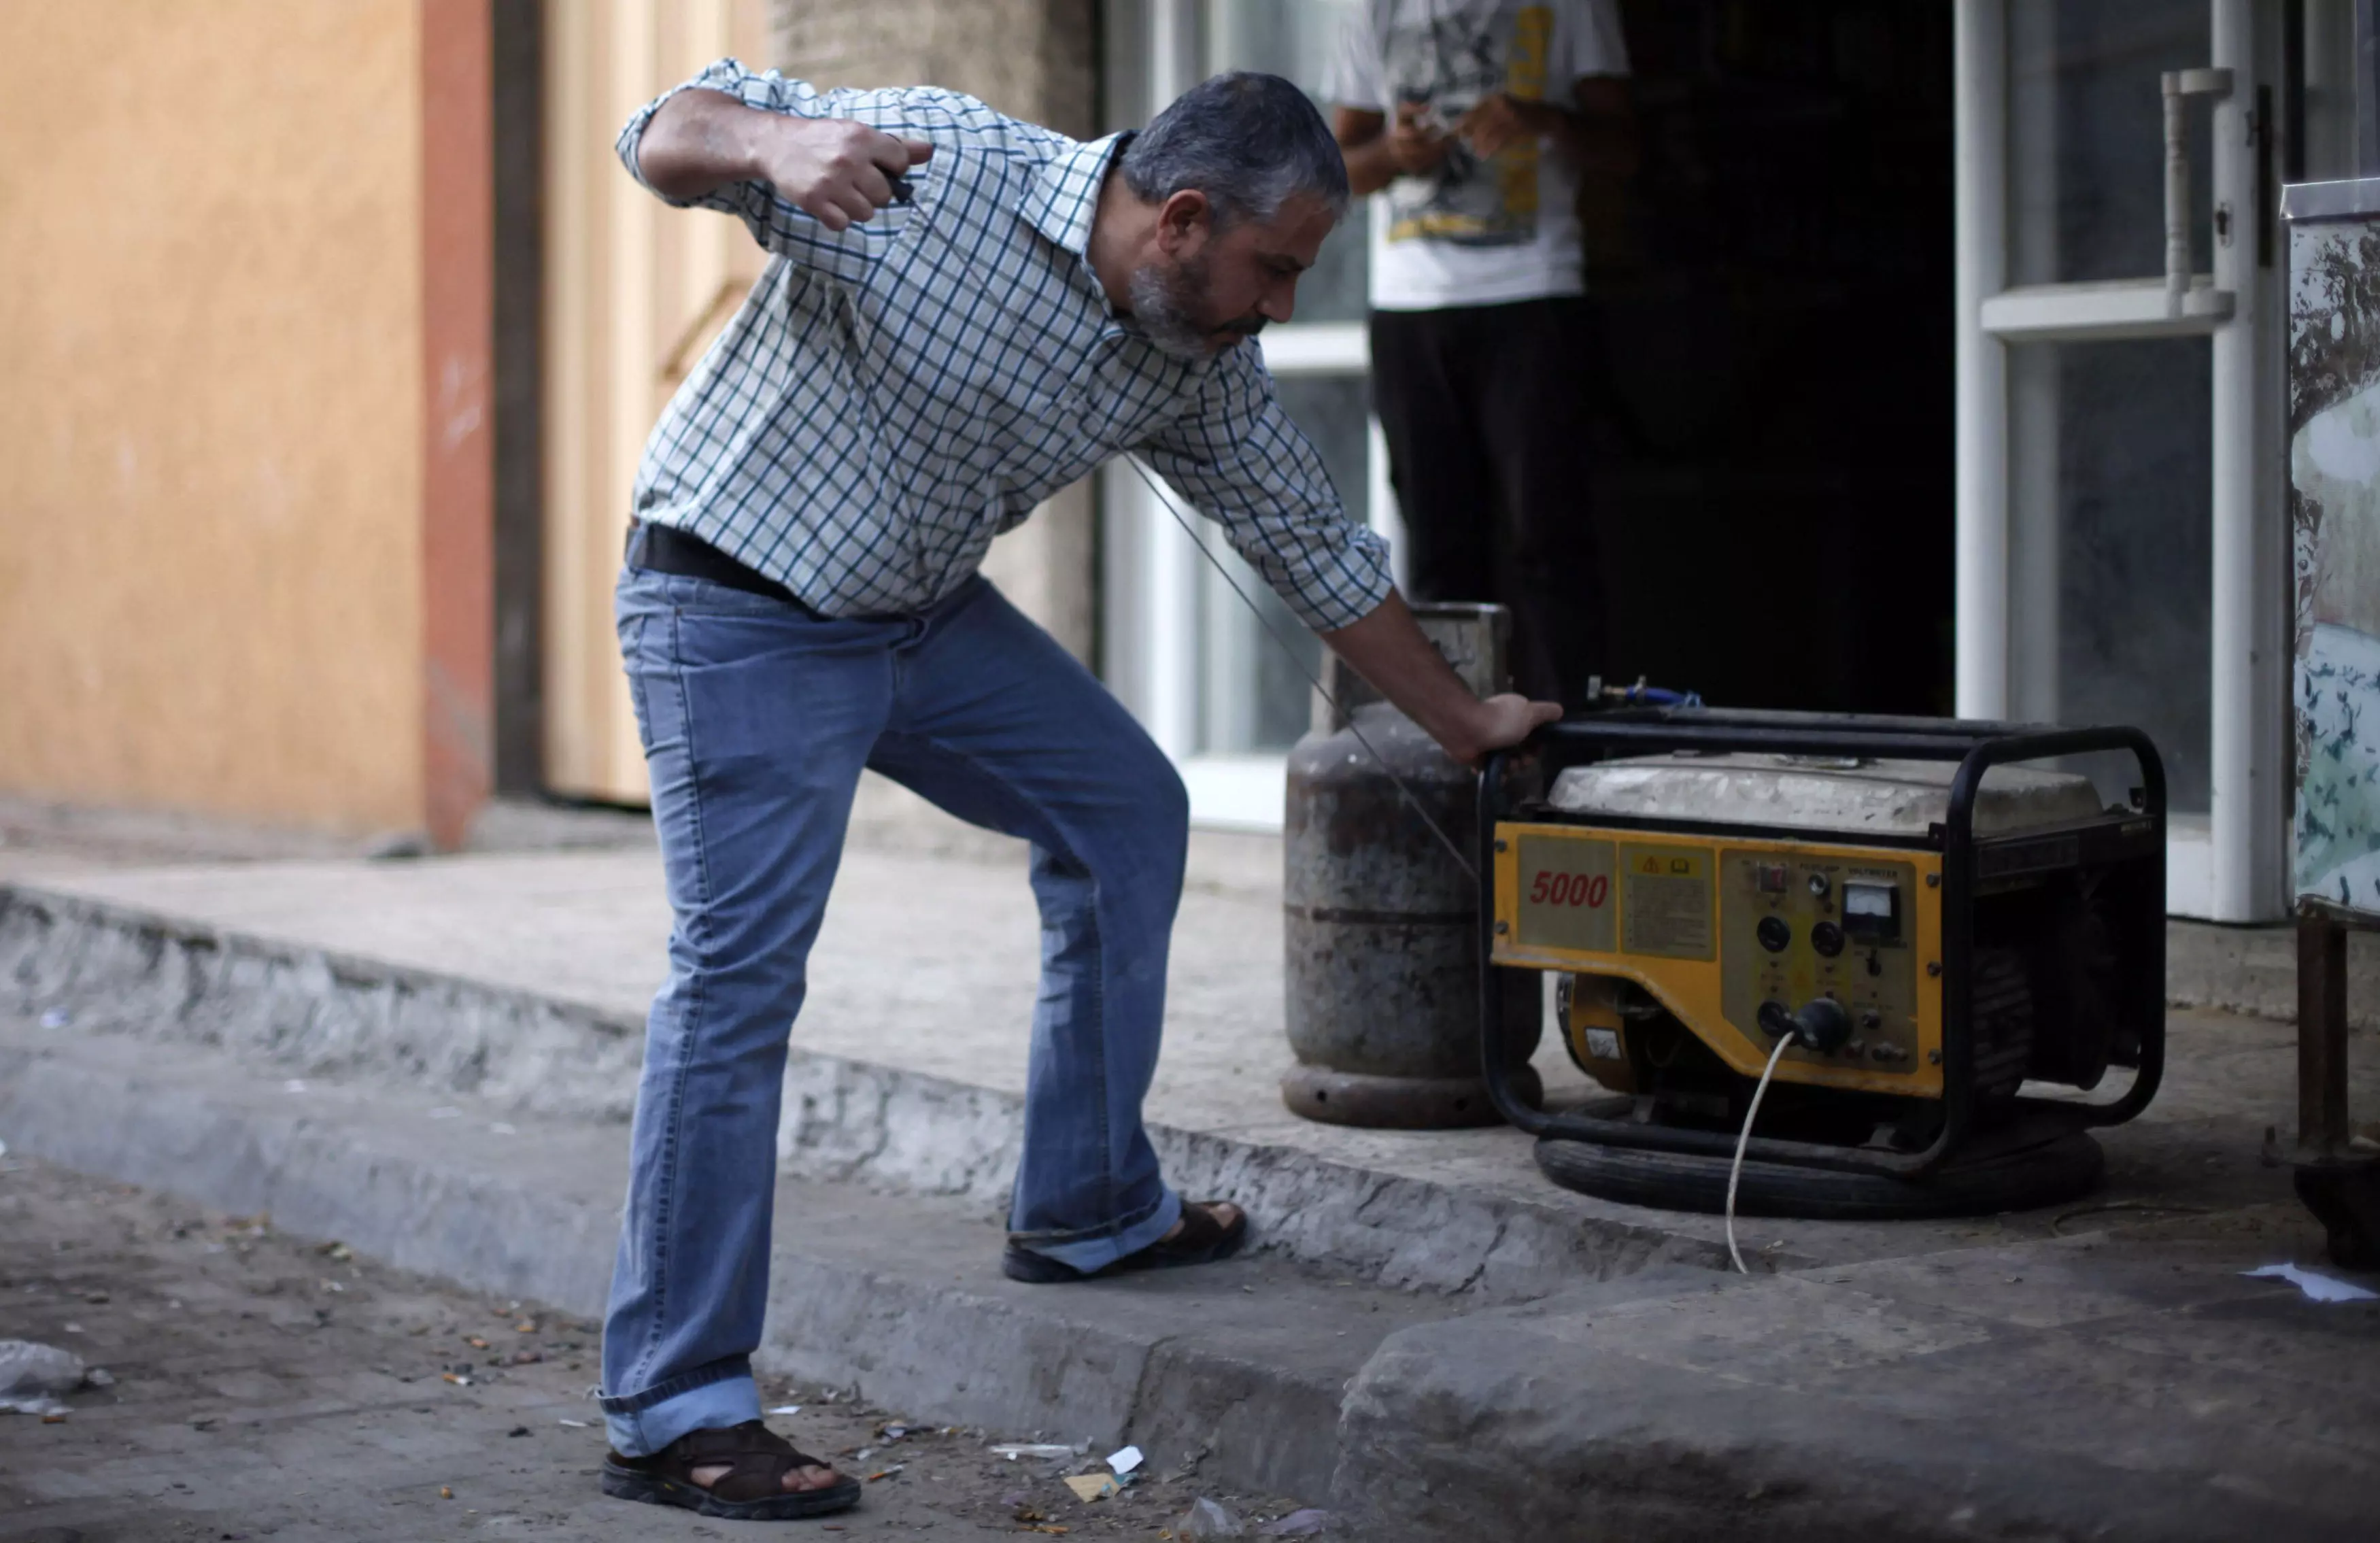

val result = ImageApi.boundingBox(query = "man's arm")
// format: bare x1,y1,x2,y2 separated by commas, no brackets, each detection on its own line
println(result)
1322,593,1561,765
616,61,940,277
1138,359,1559,766
635,86,932,234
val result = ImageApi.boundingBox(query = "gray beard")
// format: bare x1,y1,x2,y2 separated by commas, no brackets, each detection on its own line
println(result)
1127,252,1214,361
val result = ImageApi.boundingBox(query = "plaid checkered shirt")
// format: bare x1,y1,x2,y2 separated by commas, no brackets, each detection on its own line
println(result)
617,59,1394,630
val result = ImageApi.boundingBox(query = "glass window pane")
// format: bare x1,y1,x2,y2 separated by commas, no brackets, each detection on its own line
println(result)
2007,339,2213,813
1274,373,1371,528
1206,0,1371,322
2007,0,2212,288
1195,372,1368,753
2296,0,2364,183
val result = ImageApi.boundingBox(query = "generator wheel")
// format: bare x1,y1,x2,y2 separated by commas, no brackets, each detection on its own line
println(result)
1533,1130,2104,1220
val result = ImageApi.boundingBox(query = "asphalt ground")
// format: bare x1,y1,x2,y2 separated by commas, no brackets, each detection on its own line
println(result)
0,1154,1323,1542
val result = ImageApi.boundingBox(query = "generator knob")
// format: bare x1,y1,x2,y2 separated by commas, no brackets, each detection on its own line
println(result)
1756,915,1792,953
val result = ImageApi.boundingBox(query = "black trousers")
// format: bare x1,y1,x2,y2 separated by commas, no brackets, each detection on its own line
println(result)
1368,296,1605,707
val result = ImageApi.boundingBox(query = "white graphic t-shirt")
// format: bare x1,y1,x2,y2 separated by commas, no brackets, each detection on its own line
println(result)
1325,0,1629,311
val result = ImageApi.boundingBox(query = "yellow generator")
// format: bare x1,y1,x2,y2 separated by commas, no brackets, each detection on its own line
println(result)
1478,710,2166,1218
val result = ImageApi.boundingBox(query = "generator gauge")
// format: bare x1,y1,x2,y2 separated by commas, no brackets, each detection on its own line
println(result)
1842,880,1900,942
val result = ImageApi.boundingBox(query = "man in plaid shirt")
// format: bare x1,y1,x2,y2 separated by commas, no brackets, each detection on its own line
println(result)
596,62,1559,1520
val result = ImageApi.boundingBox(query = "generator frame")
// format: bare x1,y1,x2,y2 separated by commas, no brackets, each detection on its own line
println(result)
1477,709,2168,1180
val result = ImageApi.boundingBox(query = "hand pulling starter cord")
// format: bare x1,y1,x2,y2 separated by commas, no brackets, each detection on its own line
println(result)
1120,453,1478,884
1726,1030,1801,1273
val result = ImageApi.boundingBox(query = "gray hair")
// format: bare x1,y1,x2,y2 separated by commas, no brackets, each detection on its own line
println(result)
1119,71,1350,228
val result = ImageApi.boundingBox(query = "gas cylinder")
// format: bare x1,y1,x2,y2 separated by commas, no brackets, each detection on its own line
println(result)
1282,603,1543,1127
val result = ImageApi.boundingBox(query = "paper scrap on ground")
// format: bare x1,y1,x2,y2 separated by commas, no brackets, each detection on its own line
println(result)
1063,1473,1120,1502
766,1404,803,1415
991,1443,1078,1461
1106,1444,1144,1476
2243,1263,2379,1302
0,1340,88,1418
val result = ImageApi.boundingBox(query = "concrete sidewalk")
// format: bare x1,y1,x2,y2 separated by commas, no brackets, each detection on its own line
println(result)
5,833,2379,1540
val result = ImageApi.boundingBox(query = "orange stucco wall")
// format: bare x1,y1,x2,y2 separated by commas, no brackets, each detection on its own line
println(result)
0,1,425,832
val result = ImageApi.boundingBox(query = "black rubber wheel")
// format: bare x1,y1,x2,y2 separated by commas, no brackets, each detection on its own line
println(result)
1533,1130,2105,1220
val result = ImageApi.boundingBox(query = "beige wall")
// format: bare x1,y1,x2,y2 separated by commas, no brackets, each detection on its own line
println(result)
0,1,425,832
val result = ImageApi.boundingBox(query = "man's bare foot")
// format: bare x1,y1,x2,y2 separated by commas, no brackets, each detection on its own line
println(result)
689,1457,840,1493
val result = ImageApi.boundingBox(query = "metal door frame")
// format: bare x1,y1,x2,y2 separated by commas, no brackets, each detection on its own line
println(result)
1953,0,2291,922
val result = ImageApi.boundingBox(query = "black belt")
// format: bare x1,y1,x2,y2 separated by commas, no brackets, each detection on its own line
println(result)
626,521,804,609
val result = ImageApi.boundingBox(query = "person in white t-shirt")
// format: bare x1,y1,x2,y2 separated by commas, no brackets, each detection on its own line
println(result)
1327,0,1634,705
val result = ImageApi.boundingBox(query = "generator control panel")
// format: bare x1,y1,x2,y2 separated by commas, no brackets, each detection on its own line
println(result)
1719,849,1923,1074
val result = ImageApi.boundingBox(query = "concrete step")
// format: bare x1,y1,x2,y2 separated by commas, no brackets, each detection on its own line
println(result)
0,1011,1455,1503
1341,1215,2380,1543
12,1012,2377,1542
11,864,2380,1541
6,867,2275,1303
0,876,1784,1300
2169,915,2380,1032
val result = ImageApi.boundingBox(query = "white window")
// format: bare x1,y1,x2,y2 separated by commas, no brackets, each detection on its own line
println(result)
1100,0,1399,831
1956,0,2359,921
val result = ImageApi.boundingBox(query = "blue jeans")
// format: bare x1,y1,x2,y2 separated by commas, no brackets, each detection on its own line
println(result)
598,566,1190,1457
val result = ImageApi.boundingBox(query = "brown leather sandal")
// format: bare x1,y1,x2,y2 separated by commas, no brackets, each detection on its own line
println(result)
1002,1200,1250,1283
600,1419,862,1520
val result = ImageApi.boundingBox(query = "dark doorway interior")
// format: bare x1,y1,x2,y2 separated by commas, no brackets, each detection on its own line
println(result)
1586,1,1956,715
492,0,545,794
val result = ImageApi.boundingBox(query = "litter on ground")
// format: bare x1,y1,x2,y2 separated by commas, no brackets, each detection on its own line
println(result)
1179,1495,1243,1539
2242,1263,2379,1303
0,1340,88,1418
1062,1473,1120,1502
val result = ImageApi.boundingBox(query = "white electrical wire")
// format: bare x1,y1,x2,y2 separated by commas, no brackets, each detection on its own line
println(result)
1727,1031,1801,1274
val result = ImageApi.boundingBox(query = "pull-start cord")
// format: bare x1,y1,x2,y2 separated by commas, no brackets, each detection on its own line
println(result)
1727,1032,1799,1274
1119,454,1478,883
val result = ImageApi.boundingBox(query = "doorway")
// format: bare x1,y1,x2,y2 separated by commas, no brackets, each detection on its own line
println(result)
1587,1,1959,719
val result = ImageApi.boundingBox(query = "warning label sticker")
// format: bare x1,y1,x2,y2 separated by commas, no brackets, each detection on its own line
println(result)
1620,845,1714,960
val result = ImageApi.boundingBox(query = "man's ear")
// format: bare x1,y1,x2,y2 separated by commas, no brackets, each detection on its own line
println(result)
1154,188,1212,256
